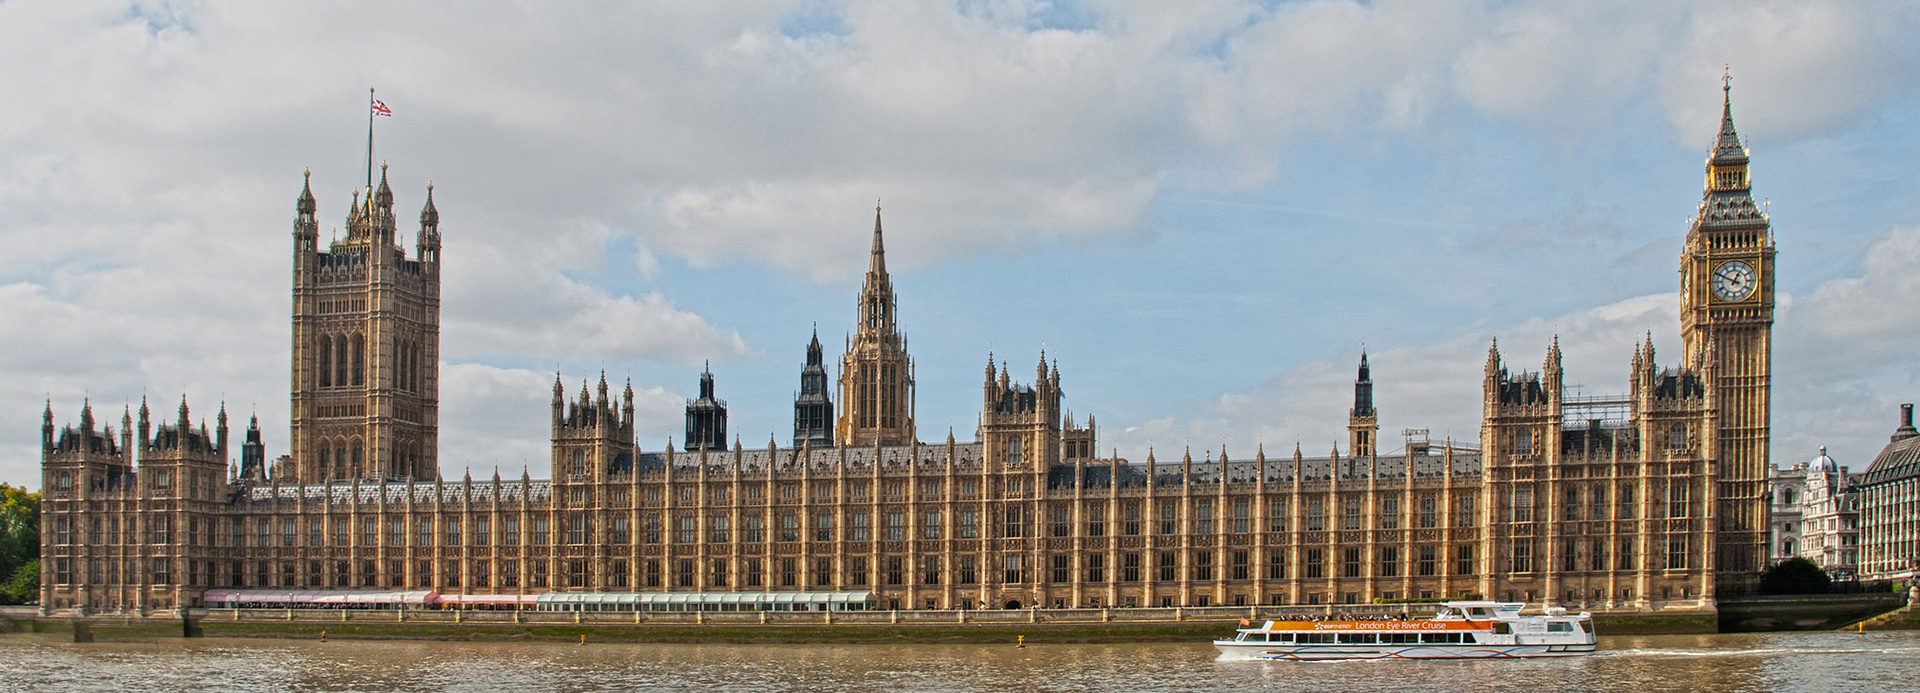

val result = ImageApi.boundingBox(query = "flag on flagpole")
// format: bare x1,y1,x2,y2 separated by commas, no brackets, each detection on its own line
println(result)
371,100,392,117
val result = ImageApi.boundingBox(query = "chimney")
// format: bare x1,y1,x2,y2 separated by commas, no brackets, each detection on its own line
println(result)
1894,403,1918,443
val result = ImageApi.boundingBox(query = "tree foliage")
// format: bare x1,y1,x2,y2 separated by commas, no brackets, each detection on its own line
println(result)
2,560,36,604
1758,557,1831,595
0,484,38,605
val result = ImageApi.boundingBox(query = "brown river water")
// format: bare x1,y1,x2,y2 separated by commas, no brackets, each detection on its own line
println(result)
1,631,1914,691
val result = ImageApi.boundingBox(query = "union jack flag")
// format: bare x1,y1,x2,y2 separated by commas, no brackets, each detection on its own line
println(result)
371,100,392,117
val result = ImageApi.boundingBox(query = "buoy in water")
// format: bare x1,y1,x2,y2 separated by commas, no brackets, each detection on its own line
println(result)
1017,635,1025,649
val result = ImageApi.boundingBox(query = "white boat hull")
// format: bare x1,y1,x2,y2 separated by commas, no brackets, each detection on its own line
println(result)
1215,641,1597,661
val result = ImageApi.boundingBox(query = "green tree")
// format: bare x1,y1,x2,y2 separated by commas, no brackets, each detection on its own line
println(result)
1,560,36,604
0,484,39,605
1758,557,1831,595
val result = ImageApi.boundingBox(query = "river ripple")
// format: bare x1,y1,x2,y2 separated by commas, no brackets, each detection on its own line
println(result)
1,631,1915,692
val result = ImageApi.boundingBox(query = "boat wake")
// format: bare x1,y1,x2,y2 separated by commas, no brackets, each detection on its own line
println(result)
1599,646,1920,658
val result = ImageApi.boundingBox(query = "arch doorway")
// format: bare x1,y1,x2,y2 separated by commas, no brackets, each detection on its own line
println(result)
1004,600,1023,610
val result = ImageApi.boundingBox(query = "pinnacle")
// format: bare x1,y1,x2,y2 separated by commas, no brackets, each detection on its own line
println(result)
869,201,888,276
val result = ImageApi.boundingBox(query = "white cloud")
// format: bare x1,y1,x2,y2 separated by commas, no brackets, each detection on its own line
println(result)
2,0,1917,486
436,363,686,476
1105,227,1920,473
1105,291,1677,461
1773,228,1920,468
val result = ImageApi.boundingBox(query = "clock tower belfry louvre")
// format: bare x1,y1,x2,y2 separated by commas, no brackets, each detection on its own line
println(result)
837,204,916,447
288,165,442,483
1680,80,1776,587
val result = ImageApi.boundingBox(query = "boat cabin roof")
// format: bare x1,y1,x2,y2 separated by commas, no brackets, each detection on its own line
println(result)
1434,601,1526,619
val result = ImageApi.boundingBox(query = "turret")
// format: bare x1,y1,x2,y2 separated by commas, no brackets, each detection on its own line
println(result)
41,400,53,451
793,328,835,448
240,414,267,481
417,183,441,263
294,169,319,253
1348,350,1378,457
137,396,151,451
685,363,727,450
216,402,230,458
371,163,396,246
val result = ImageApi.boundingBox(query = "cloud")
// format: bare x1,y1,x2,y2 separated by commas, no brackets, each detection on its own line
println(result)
1773,227,1920,467
1104,291,1676,461
1104,226,1920,473
436,363,687,474
3,0,1918,486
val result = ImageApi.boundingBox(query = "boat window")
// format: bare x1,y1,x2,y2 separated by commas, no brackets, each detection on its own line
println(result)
1337,633,1378,644
1468,608,1491,618
1419,633,1462,644
1297,633,1336,644
1272,633,1293,643
1492,623,1512,635
1382,633,1420,644
1547,622,1573,633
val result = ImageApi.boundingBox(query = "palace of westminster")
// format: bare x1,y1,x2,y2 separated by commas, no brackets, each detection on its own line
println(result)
39,87,1811,615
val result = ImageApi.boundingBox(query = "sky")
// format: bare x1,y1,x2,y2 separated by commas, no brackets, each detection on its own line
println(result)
3,0,1919,488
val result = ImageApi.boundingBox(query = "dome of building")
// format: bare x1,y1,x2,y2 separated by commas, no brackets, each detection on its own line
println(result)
1809,446,1837,473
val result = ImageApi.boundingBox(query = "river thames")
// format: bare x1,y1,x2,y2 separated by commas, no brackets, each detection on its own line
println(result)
0,631,1913,691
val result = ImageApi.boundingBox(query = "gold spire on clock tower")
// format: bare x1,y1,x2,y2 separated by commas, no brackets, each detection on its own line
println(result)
1679,72,1775,588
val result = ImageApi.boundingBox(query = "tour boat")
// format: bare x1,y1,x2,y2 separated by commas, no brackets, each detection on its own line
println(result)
1214,601,1596,661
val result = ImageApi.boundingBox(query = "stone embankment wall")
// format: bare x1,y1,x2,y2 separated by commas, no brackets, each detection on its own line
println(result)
1715,593,1910,632
2,603,1723,642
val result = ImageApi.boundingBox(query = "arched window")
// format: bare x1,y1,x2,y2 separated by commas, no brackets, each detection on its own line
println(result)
352,335,366,387
350,440,364,477
1669,424,1688,448
319,335,333,388
335,338,349,389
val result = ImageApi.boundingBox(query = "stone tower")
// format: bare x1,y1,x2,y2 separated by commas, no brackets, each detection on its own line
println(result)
551,372,636,486
1348,351,1378,457
837,203,915,447
238,414,267,481
684,365,728,451
981,353,1065,471
1679,79,1776,587
288,165,442,483
793,329,835,448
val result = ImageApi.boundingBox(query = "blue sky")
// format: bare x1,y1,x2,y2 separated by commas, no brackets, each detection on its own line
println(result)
3,0,1919,487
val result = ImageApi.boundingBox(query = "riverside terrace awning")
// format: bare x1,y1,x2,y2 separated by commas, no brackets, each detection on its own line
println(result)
437,594,542,607
534,591,875,611
201,589,435,606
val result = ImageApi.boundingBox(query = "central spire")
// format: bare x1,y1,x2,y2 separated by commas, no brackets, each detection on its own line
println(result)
839,199,915,447
870,198,888,276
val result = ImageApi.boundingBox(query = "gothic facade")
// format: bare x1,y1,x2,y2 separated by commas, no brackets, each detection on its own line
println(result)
38,88,1775,615
288,165,442,483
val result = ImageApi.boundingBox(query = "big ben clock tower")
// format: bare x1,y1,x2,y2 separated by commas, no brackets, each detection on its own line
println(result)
1679,75,1776,591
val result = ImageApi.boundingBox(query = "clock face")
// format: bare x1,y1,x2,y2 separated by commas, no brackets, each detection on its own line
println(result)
1710,260,1757,302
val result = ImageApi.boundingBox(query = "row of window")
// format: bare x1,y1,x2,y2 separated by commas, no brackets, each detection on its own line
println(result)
1505,536,1688,573
561,463,1035,500
1504,482,1694,523
48,469,221,499
55,546,1497,591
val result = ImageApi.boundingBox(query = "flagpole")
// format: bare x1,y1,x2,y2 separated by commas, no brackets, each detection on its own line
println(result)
366,87,376,189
